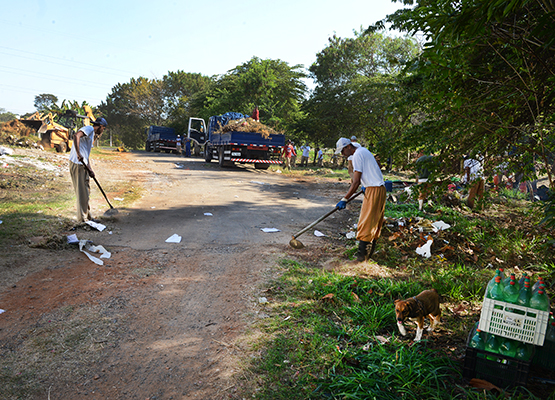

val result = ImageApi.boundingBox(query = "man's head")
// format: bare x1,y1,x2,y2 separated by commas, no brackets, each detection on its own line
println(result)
351,135,357,142
335,137,354,156
93,117,108,136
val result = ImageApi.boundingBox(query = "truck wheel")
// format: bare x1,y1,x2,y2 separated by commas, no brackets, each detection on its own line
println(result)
194,144,200,157
54,144,62,153
59,142,67,153
218,148,225,167
204,147,212,163
255,163,270,170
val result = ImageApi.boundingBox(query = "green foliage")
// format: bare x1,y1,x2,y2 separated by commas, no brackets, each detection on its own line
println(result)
304,30,419,157
0,108,17,122
34,93,58,112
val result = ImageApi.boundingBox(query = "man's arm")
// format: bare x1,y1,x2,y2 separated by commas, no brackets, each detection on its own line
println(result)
73,130,95,178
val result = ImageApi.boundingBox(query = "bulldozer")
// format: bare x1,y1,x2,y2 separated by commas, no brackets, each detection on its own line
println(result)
20,105,96,152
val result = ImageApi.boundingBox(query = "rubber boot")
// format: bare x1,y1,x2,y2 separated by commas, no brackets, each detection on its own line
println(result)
367,240,377,259
356,241,370,262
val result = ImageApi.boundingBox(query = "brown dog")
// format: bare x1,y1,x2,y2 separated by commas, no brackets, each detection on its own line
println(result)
395,288,441,341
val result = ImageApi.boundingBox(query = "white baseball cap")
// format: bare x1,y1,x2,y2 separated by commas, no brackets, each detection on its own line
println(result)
335,137,351,154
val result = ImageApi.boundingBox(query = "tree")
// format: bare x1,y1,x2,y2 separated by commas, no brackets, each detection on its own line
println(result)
374,0,555,186
0,108,17,122
34,94,58,113
194,57,307,133
305,30,419,156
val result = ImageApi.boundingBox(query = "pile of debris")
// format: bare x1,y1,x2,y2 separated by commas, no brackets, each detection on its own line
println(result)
215,117,283,139
0,120,42,149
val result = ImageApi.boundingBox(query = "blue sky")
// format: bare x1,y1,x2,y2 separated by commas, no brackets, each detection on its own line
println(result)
1,0,404,116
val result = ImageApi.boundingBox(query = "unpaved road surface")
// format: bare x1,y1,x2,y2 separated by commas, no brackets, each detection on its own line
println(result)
0,150,353,399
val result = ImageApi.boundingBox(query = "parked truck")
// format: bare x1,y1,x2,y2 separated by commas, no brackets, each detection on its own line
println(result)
145,125,179,153
203,112,284,169
187,117,207,156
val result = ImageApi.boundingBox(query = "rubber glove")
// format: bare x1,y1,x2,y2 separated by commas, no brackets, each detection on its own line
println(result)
336,199,347,209
361,185,366,193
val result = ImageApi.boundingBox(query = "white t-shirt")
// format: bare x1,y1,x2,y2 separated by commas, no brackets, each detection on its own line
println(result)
318,149,323,160
347,142,361,161
352,147,384,187
69,125,95,165
463,158,483,183
301,145,310,157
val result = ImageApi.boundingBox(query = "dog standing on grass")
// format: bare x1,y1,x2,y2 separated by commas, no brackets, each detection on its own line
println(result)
395,288,441,341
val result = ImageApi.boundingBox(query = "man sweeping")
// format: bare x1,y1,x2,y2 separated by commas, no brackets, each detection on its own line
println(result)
69,117,108,222
335,137,386,262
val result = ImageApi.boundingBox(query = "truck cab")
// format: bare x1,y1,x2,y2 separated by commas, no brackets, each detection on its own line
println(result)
187,117,207,156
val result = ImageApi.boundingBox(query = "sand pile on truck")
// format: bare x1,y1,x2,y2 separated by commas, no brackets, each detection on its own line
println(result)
215,117,283,139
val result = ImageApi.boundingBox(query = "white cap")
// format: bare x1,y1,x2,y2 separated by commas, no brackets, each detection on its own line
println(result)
335,137,351,154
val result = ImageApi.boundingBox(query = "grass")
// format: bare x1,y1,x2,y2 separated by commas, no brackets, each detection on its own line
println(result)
235,186,555,399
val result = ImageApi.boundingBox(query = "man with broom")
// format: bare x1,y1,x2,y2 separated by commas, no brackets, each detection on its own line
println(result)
335,137,386,262
68,117,108,223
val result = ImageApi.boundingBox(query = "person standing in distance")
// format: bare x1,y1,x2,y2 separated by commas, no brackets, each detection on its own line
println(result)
68,117,108,222
335,137,386,262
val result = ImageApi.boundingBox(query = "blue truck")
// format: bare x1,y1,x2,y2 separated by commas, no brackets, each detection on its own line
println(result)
145,125,179,153
203,112,285,169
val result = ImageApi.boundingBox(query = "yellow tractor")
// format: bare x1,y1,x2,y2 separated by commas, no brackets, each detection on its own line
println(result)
20,105,96,152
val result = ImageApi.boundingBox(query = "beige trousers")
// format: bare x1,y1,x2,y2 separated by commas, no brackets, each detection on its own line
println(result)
70,161,92,222
356,185,386,242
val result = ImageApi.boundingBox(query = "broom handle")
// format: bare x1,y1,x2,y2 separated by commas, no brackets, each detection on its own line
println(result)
292,190,363,239
83,162,114,209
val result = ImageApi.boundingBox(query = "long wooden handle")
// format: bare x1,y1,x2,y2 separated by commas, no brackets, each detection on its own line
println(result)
292,190,363,239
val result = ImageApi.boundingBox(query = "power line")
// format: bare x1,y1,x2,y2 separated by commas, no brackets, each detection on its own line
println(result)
0,65,109,89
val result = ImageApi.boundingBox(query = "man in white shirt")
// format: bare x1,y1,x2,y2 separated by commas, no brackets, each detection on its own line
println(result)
335,138,386,262
68,117,107,222
300,143,310,167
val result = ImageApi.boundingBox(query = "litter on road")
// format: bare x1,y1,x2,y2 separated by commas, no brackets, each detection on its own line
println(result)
86,220,106,232
251,180,265,185
78,240,111,265
261,228,280,233
204,213,213,216
314,230,326,237
67,234,79,244
114,197,124,201
416,238,434,258
0,309,5,314
165,234,182,243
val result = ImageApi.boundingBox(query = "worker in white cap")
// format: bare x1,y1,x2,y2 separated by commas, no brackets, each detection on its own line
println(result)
335,137,385,262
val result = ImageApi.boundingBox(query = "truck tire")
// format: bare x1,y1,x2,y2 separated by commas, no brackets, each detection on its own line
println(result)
204,146,212,163
194,144,200,157
218,148,225,167
54,144,62,153
59,142,67,153
255,163,270,170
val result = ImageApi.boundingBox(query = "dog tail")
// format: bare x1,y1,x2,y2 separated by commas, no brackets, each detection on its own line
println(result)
431,288,443,303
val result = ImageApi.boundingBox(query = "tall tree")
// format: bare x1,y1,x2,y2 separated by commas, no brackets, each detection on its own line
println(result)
34,94,58,113
305,30,419,155
374,0,555,186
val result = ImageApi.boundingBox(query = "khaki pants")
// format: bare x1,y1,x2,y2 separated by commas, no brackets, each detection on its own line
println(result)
70,161,92,222
284,157,291,169
356,185,386,242
467,178,485,209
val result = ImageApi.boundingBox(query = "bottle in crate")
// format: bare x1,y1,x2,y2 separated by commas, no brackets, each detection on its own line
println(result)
470,329,485,350
532,277,545,293
499,337,517,358
547,322,555,342
485,333,500,354
518,272,530,289
503,274,519,304
488,276,505,301
486,270,502,297
515,342,533,361
517,279,531,307
530,288,550,312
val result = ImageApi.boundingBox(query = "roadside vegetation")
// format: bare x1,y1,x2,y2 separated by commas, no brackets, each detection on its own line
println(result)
233,170,555,400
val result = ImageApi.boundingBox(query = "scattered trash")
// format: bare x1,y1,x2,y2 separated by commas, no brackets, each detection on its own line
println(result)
175,164,184,169
432,220,451,232
258,297,268,304
416,238,434,258
0,309,5,314
0,146,14,156
375,335,391,345
78,240,111,265
86,220,106,232
261,228,280,233
151,206,156,209
67,234,79,244
165,234,182,243
346,231,356,239
204,213,213,216
284,316,291,321
314,230,326,237
0,220,2,224
251,181,265,185
114,197,124,201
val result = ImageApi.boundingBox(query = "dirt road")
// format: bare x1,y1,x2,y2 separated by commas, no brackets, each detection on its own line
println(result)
0,150,352,399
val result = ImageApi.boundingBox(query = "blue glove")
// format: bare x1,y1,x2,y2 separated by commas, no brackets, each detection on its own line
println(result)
361,186,366,193
336,200,347,210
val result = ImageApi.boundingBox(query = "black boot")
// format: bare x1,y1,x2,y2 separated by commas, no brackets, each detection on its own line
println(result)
356,241,370,262
367,240,377,259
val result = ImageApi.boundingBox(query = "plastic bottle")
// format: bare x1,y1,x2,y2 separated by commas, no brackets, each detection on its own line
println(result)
486,270,502,297
485,333,500,354
533,277,545,294
499,338,517,358
517,279,532,307
518,272,530,288
515,342,533,361
547,322,555,342
530,289,550,312
504,272,516,288
498,268,506,280
488,276,505,301
504,275,519,304
470,328,485,350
